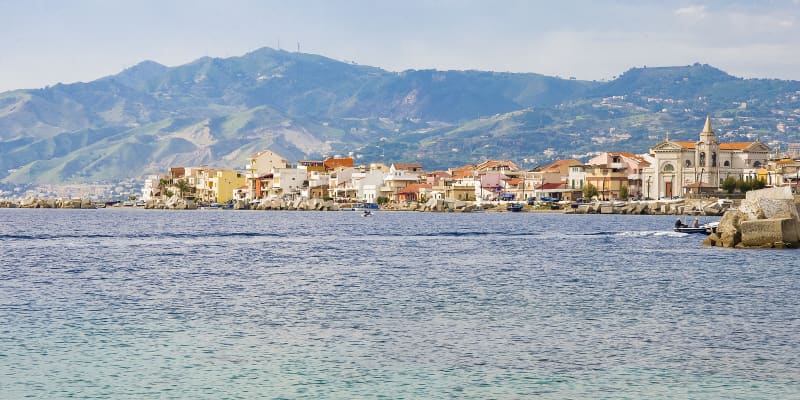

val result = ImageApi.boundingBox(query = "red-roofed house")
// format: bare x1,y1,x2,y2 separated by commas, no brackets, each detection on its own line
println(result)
398,183,433,202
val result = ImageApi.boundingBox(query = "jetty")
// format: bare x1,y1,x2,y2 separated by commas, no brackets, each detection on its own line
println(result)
703,186,800,249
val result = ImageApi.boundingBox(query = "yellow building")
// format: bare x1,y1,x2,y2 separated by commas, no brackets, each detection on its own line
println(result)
209,169,246,203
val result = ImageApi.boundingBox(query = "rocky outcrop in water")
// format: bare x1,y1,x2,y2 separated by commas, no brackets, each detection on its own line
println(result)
703,187,800,249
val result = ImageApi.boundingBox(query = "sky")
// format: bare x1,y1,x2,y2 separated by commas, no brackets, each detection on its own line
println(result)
2,0,800,92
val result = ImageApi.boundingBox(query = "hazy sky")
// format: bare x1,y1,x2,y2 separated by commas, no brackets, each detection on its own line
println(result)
2,0,800,92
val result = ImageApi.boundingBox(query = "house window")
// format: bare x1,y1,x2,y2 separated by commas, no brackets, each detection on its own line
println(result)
662,163,674,172
685,160,692,167
699,152,706,165
753,161,762,168
712,152,717,167
723,160,730,167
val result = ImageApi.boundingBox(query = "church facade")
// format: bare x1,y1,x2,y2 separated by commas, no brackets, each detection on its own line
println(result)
642,117,771,199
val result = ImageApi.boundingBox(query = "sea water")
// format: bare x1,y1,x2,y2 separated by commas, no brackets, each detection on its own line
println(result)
1,209,798,399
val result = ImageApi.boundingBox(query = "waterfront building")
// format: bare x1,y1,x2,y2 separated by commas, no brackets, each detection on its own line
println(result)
352,169,385,202
529,159,581,200
141,174,165,201
643,117,771,199
246,150,290,199
397,183,433,202
566,165,587,197
329,167,358,202
382,164,424,202
207,169,246,203
768,158,800,191
302,169,330,199
584,164,629,200
270,168,305,200
586,152,650,198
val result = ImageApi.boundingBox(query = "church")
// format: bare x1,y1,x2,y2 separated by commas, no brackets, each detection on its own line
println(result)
642,117,771,199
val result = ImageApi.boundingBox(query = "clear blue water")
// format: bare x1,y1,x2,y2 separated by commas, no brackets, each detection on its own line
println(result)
1,209,798,399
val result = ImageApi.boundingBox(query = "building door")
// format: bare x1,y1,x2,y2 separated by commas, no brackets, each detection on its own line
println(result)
665,181,672,198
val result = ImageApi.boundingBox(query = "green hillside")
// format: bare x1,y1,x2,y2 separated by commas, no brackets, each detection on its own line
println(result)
1,48,800,184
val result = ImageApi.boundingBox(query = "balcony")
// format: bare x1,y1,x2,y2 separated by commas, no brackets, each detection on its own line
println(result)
609,162,626,170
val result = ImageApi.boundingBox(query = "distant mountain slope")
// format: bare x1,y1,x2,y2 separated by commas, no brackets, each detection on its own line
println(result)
1,48,800,185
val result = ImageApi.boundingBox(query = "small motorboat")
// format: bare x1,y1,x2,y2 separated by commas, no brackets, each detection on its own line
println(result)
362,210,373,217
507,203,524,212
673,218,717,234
674,225,710,234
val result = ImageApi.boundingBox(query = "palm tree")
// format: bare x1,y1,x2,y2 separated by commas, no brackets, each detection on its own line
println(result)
175,179,192,199
158,178,170,198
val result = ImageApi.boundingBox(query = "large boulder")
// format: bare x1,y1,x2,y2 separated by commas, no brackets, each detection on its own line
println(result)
713,187,800,249
740,218,799,248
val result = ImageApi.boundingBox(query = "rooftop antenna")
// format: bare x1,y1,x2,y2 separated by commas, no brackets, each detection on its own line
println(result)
665,130,671,141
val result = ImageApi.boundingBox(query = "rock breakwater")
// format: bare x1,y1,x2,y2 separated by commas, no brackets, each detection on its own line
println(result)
703,187,800,249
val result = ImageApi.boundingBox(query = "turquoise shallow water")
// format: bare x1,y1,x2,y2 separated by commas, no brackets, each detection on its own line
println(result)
1,209,799,399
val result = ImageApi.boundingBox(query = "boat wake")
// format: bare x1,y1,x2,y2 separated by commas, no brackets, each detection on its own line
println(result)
580,230,687,238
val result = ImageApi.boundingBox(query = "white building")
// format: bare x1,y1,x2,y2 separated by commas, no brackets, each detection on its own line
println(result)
141,175,162,201
271,168,306,199
643,117,771,199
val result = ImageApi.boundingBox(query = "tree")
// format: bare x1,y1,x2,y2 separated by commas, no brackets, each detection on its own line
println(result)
753,177,766,190
158,178,170,198
619,184,628,200
582,182,599,199
175,179,192,199
376,196,389,205
721,176,737,193
736,178,753,193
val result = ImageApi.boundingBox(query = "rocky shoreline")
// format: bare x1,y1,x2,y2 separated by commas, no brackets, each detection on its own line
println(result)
1,195,735,216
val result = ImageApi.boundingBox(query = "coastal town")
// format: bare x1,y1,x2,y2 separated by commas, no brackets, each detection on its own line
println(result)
2,117,800,213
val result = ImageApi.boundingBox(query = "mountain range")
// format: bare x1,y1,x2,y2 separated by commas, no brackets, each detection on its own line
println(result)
2,47,799,185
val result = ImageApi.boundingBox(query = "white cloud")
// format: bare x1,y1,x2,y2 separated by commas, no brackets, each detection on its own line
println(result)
675,5,707,18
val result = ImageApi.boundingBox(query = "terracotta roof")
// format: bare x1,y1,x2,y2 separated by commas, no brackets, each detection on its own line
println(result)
605,152,651,167
536,182,566,190
720,142,756,150
541,159,582,172
393,163,423,170
672,141,757,151
506,178,523,185
450,164,477,179
673,141,696,149
476,160,519,171
323,157,355,169
398,183,432,194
